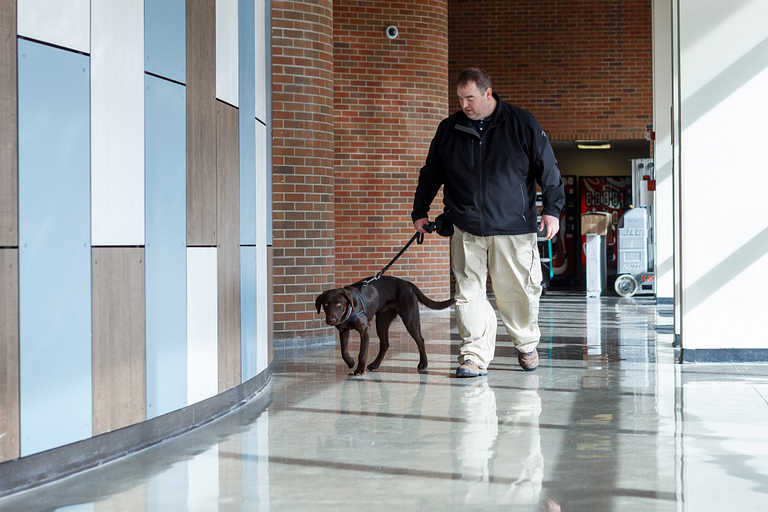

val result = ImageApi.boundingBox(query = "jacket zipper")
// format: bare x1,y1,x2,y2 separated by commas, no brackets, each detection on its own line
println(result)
478,138,485,234
520,184,527,223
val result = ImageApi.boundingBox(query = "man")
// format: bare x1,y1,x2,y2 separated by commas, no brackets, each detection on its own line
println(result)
412,67,564,377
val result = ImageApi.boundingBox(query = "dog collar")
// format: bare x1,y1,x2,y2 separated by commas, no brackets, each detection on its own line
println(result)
341,288,367,323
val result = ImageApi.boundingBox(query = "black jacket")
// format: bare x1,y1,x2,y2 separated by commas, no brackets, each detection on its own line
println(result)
412,94,564,237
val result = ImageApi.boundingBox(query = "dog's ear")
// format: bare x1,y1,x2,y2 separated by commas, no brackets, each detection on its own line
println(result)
340,288,355,309
315,291,327,314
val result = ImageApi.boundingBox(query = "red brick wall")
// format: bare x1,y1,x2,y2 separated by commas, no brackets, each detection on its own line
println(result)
448,0,653,141
333,0,451,300
272,0,336,343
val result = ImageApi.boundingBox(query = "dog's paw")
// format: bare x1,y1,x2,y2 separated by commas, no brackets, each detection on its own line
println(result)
344,357,355,369
366,363,379,371
417,361,428,370
353,367,365,376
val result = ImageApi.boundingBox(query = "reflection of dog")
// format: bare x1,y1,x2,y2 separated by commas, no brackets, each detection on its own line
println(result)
315,276,454,375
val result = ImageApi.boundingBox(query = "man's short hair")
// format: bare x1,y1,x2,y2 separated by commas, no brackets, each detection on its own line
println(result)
457,68,492,92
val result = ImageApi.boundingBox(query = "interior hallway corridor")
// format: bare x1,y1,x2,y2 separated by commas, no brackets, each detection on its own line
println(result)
1,292,767,511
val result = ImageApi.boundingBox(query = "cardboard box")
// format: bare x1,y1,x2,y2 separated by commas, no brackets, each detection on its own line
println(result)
581,212,611,235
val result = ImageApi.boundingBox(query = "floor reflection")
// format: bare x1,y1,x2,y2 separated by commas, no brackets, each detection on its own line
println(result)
2,294,768,511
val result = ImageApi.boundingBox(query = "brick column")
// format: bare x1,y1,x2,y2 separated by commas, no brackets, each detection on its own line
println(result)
333,0,450,300
272,0,336,345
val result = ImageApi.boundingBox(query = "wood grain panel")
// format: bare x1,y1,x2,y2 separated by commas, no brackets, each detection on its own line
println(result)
0,249,19,462
92,248,146,435
186,0,218,246
217,102,241,392
0,0,17,247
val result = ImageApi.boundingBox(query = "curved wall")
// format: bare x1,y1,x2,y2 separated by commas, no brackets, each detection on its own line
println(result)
0,0,272,492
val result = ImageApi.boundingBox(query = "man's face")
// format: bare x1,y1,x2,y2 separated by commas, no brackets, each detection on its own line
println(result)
457,81,494,120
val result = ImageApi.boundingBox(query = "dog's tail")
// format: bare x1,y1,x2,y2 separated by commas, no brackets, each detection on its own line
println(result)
409,282,455,310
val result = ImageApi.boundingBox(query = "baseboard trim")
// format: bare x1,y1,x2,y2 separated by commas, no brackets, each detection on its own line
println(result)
681,348,768,363
0,366,272,498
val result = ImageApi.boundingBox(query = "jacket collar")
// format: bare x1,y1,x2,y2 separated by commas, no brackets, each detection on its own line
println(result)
455,93,505,136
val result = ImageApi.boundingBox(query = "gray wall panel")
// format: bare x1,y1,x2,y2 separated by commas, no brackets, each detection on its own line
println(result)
0,249,19,462
145,0,186,83
145,75,187,419
0,0,16,247
17,40,92,456
92,248,147,435
186,0,217,246
217,102,241,392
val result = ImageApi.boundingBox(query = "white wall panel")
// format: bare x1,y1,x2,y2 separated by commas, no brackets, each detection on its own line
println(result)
216,0,239,106
187,248,218,405
91,0,146,246
254,0,266,122
17,0,90,54
678,0,768,349
255,122,269,373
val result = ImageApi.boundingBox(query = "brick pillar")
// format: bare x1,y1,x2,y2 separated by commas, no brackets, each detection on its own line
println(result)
333,0,450,300
272,0,336,345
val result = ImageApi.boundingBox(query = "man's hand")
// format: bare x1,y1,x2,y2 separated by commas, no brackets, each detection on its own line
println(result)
539,214,560,240
414,217,431,234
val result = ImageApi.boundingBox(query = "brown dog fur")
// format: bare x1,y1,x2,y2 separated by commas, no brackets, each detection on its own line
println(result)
315,276,454,375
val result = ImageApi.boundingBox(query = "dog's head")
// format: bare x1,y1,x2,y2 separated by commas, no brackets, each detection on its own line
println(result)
315,288,354,326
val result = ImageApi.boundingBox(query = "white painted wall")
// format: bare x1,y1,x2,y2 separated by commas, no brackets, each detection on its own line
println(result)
216,0,240,106
17,0,90,54
187,248,219,405
677,0,768,349
652,0,675,303
255,0,267,122
91,0,146,246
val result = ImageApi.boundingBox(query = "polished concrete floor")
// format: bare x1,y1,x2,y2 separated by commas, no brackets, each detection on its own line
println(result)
2,292,768,511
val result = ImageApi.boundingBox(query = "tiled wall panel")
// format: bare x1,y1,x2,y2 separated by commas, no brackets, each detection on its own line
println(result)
145,0,186,83
216,0,239,106
17,40,92,456
187,248,218,405
239,0,256,245
91,0,146,246
92,248,147,435
145,75,188,419
217,102,241,392
0,0,16,247
256,121,270,372
241,246,257,381
255,0,267,122
187,0,218,246
17,0,90,53
0,249,19,462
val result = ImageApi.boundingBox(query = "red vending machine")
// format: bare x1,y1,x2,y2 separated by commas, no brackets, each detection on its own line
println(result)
578,176,632,280
550,176,578,286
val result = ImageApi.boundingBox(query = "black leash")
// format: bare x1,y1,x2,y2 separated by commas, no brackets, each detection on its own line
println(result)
361,226,432,287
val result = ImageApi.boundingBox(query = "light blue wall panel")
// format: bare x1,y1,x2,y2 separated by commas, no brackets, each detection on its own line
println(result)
239,0,256,245
145,75,188,419
145,0,186,83
17,40,92,456
241,247,257,380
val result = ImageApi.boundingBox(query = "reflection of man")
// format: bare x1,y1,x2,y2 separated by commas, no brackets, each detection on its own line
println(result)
412,67,564,378
456,381,498,502
453,377,543,506
499,375,543,505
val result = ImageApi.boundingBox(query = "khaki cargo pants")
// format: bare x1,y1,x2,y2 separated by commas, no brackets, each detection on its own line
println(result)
451,227,543,369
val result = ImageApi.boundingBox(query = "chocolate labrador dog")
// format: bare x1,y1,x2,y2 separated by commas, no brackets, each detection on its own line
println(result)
316,276,454,375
